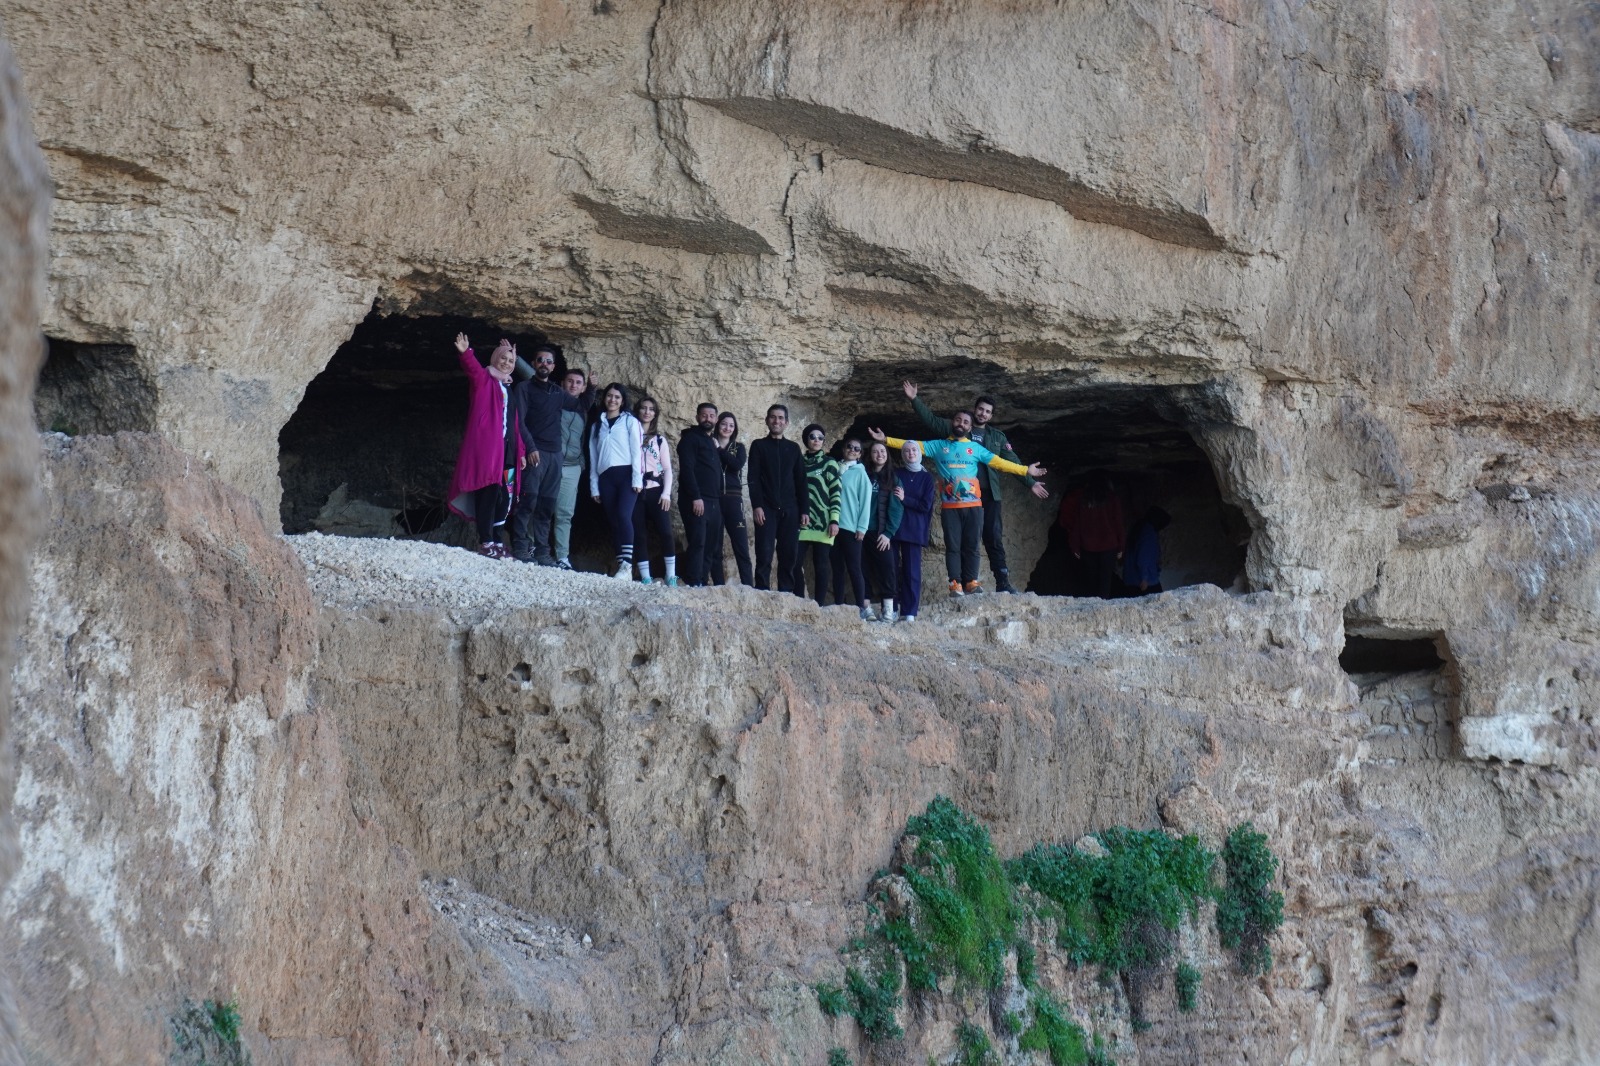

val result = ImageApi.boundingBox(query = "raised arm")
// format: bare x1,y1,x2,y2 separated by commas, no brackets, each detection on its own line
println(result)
454,333,487,380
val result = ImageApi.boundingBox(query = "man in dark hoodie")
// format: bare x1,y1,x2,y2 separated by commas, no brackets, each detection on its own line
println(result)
677,402,723,586
748,403,807,592
511,344,588,565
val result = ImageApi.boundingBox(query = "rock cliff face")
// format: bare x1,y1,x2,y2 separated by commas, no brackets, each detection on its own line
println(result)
1,0,1599,1063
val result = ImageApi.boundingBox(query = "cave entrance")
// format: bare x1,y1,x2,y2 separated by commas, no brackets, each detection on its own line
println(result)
35,338,157,435
832,372,1251,598
279,308,605,553
1340,630,1458,761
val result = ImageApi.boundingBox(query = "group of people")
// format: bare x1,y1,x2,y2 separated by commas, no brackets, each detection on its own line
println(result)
445,334,1135,622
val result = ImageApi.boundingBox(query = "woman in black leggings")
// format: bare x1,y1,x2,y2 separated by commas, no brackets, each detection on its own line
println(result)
587,383,643,579
632,396,678,585
712,412,754,585
863,440,900,620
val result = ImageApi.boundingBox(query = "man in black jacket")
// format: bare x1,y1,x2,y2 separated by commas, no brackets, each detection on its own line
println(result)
747,404,807,592
677,402,723,586
511,344,587,565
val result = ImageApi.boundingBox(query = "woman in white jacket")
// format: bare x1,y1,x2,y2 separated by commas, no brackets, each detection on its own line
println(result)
588,382,644,578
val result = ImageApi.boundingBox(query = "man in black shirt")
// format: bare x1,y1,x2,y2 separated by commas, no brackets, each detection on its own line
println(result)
747,404,807,592
677,402,723,587
511,345,586,565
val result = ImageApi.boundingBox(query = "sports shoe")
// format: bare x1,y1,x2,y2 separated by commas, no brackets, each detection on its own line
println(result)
639,576,654,585
534,553,557,567
995,576,1017,594
948,580,964,597
613,563,633,579
555,559,574,571
859,606,875,621
900,614,916,623
964,580,983,595
665,576,679,588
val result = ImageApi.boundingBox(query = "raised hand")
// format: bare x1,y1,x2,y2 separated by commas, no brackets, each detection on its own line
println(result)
1027,462,1048,478
867,426,886,442
902,380,918,399
454,332,470,353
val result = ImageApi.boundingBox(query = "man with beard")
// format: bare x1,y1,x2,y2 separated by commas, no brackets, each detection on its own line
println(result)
676,402,724,586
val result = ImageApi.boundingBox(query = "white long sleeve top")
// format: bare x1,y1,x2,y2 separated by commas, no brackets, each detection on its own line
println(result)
589,411,644,495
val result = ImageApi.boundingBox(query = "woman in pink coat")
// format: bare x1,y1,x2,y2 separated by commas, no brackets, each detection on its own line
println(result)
445,332,528,558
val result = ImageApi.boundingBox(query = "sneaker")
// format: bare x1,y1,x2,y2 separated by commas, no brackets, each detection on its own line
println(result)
995,577,1017,594
534,553,557,567
478,543,501,558
964,580,983,595
639,576,654,585
555,559,574,571
900,614,916,623
613,564,633,580
948,580,964,597
665,576,679,588
512,550,536,563
859,606,875,621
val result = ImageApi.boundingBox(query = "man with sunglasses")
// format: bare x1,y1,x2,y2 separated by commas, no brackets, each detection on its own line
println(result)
511,343,587,565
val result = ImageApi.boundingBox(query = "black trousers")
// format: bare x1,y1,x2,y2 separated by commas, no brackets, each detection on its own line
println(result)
633,484,675,564
715,494,754,586
982,497,1009,579
1082,549,1119,599
512,450,562,558
474,479,511,543
832,534,867,607
680,496,722,586
753,507,800,591
941,506,984,584
865,533,898,602
794,539,832,605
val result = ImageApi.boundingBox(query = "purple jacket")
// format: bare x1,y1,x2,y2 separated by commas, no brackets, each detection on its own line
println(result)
446,347,528,521
890,468,936,546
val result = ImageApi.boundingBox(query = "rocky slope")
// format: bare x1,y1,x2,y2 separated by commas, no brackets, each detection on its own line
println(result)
5,435,1598,1064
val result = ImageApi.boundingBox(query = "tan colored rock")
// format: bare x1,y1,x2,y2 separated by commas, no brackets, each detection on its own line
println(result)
0,30,49,1066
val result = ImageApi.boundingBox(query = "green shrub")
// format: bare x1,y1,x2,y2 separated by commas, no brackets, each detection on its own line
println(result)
844,965,903,1041
956,1021,993,1066
1216,823,1284,976
1174,962,1201,1012
900,797,1016,990
827,1048,852,1066
815,982,848,1018
1015,938,1037,988
1020,997,1088,1066
170,998,250,1065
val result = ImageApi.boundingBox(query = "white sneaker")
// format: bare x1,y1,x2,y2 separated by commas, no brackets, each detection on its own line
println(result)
882,600,898,623
613,563,633,580
859,606,875,621
900,614,916,623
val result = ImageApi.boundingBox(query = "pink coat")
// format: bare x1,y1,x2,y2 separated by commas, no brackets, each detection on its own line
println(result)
446,347,525,521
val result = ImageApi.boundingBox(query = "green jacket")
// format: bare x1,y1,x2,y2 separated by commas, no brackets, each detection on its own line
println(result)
911,396,1035,503
798,451,841,544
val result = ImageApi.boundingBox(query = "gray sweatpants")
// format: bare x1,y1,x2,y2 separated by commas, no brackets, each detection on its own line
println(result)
555,463,582,561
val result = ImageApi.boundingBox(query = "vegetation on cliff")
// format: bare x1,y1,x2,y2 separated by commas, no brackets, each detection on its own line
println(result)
815,798,1285,1063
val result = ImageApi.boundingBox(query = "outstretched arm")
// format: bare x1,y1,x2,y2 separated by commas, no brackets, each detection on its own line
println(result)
908,385,950,438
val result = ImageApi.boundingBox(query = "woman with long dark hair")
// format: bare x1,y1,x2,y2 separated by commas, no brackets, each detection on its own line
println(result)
862,439,899,620
632,396,678,585
588,383,643,578
712,412,754,586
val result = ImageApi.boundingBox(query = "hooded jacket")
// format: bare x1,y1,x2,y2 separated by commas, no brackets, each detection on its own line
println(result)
676,424,723,506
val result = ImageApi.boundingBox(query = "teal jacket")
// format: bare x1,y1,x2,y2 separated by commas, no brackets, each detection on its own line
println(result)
911,396,1035,502
837,460,872,534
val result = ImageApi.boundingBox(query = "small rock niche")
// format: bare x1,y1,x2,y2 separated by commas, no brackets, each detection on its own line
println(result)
1341,632,1459,761
36,338,157,436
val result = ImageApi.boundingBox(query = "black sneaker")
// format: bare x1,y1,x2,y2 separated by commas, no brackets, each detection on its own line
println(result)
995,577,1017,594
534,553,558,567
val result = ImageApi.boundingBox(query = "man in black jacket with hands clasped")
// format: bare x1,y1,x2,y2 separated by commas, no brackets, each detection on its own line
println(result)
747,404,807,592
677,402,723,587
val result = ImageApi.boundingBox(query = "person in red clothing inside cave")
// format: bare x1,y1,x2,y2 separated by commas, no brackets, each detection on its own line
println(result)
1057,468,1125,599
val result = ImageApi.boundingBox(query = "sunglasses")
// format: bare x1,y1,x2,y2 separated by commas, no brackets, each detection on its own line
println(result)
806,434,824,442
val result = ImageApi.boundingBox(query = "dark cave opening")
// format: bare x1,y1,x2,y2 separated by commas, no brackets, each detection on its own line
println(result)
830,367,1252,597
36,338,157,435
1339,635,1446,678
279,308,612,557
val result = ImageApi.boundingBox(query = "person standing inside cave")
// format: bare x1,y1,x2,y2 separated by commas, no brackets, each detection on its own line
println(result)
552,367,593,570
748,404,807,592
891,440,937,623
632,397,678,586
832,438,873,619
510,343,589,566
1122,505,1171,596
445,333,529,558
588,383,643,579
677,403,724,587
904,380,1049,594
712,412,754,586
794,423,841,604
1058,468,1125,599
862,440,900,621
870,415,1048,598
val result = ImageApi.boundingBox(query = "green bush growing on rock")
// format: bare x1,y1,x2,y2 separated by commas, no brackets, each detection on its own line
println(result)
956,1021,994,1066
1217,822,1285,975
900,797,1016,990
1175,961,1202,1012
827,1047,852,1066
170,997,249,1065
815,981,848,1018
1018,996,1089,1066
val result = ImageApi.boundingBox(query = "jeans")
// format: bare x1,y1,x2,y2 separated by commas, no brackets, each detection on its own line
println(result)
512,450,562,559
753,507,800,591
680,495,721,586
554,463,582,561
941,506,983,584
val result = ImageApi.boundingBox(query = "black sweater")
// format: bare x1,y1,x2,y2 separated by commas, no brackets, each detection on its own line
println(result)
677,425,723,504
513,376,585,453
748,436,807,515
718,441,747,494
